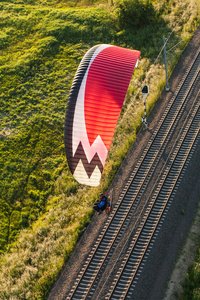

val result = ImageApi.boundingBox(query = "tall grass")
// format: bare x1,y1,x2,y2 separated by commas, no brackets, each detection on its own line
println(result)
0,0,200,298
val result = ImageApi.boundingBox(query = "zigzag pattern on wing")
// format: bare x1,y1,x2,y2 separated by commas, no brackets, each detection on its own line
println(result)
67,141,104,178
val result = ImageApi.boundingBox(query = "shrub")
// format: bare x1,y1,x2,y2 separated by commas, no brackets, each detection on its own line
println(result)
116,0,158,29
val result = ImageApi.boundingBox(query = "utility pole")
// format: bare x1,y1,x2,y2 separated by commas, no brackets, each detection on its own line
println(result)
163,37,170,91
141,85,149,130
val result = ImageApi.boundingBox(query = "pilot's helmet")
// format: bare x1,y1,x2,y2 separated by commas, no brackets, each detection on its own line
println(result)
100,193,104,199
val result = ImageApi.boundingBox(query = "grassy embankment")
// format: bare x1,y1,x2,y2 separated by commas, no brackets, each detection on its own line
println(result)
182,238,200,299
0,0,199,298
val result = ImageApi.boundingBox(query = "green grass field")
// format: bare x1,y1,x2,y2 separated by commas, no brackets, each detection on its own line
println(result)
0,0,199,298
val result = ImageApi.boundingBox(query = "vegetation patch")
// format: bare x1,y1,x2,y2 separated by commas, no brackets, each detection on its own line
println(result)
182,247,200,299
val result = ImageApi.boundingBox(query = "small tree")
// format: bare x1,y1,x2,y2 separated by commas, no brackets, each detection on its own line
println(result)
117,0,157,29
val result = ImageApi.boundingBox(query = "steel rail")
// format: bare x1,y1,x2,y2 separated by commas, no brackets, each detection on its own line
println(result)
65,50,200,300
127,106,200,300
105,93,200,300
88,69,200,300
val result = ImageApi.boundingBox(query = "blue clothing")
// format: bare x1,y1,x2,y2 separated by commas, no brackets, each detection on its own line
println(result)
97,200,105,208
93,195,107,213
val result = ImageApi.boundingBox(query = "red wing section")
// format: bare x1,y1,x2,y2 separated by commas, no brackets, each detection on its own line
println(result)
65,44,140,186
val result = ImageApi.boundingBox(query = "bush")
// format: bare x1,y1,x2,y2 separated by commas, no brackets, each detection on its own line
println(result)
182,246,200,299
116,0,158,29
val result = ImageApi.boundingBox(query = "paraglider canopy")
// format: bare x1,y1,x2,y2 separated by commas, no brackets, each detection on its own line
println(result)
65,44,140,187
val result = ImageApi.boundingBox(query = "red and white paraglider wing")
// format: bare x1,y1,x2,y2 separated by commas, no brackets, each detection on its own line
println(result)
65,44,140,186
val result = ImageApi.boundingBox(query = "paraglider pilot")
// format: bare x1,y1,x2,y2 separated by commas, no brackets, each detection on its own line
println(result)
93,193,108,214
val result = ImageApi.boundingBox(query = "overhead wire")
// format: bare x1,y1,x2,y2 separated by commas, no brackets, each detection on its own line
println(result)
128,30,176,123
167,40,183,52
154,29,175,65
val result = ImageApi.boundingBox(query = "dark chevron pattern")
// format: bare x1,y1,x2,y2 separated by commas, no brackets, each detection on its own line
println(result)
67,141,104,178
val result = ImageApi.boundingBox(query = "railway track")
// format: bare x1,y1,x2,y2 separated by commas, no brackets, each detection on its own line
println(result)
65,49,200,300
